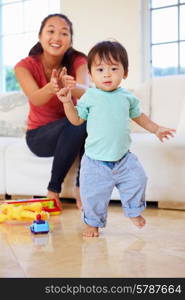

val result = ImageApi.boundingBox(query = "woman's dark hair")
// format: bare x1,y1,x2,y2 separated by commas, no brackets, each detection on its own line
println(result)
87,40,128,76
29,13,86,74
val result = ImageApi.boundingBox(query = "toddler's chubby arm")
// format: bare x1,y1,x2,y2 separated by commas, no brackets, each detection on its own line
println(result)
133,113,176,142
57,87,85,126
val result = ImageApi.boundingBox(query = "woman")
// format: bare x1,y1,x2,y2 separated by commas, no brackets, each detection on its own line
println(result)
14,13,89,209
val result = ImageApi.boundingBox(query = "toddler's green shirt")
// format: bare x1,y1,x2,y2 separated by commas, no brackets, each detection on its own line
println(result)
76,87,141,161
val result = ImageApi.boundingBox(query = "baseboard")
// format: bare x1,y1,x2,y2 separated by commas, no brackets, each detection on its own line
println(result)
7,194,34,200
158,200,185,210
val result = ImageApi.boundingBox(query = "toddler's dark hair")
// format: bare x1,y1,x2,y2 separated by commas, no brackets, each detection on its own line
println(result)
88,40,128,75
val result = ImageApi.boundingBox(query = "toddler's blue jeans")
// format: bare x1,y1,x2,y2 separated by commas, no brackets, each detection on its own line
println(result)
80,152,147,228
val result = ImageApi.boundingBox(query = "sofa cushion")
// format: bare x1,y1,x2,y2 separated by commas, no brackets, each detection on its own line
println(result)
130,80,151,133
0,137,19,194
130,133,185,202
0,91,29,137
5,138,79,198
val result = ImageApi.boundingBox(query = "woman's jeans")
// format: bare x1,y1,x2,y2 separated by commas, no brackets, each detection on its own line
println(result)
26,118,86,194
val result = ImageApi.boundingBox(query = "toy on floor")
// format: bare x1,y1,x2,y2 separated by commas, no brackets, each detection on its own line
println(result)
0,198,61,223
0,203,49,223
30,214,49,234
1,198,61,214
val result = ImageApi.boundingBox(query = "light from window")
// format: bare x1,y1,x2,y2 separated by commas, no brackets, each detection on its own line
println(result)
1,0,18,3
152,43,178,76
151,0,177,8
180,5,185,39
152,7,178,43
2,2,23,35
0,0,60,92
23,0,51,32
150,0,185,76
180,42,185,72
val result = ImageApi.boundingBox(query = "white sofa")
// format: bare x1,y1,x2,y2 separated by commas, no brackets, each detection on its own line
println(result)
0,75,185,209
0,92,78,200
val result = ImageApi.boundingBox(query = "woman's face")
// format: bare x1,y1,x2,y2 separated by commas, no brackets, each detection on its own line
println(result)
39,16,72,57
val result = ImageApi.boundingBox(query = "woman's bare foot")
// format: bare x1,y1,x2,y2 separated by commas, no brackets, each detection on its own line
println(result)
47,190,62,210
74,186,82,210
130,215,146,229
83,224,99,237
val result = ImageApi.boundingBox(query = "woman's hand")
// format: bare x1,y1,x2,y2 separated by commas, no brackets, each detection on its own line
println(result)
59,67,76,89
50,69,60,93
50,67,76,94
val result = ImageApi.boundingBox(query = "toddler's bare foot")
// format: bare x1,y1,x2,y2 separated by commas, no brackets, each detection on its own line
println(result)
130,215,146,229
47,190,62,210
74,186,82,210
83,224,99,237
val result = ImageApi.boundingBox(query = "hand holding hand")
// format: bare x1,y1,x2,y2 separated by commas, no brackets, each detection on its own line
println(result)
50,67,76,94
155,126,176,142
57,87,72,104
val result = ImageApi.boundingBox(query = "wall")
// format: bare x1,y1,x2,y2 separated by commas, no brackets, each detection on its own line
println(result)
60,0,144,88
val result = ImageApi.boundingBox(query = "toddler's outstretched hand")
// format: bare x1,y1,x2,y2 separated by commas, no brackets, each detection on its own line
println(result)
57,87,72,104
155,127,176,142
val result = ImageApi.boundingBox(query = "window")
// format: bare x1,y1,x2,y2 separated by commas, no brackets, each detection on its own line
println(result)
0,0,60,92
150,0,185,76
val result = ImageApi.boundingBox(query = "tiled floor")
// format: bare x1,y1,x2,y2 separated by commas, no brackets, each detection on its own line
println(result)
0,201,185,278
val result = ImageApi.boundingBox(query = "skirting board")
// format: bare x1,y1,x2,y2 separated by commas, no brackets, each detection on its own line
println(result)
4,194,34,200
158,201,185,210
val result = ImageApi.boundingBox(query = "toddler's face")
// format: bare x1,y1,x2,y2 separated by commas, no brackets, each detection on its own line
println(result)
90,55,127,91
